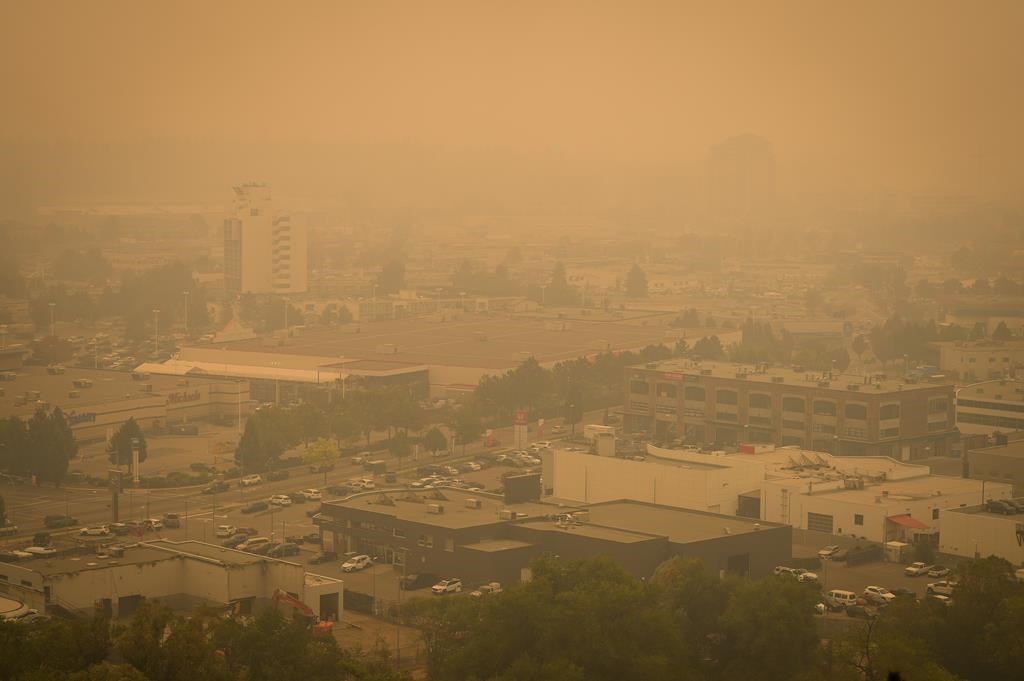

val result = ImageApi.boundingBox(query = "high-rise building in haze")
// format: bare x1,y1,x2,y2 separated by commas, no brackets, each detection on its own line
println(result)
706,134,776,229
223,183,308,294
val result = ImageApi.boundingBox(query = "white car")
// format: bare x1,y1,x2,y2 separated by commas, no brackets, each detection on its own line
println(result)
863,586,896,604
531,441,553,450
817,545,841,559
24,546,57,555
904,562,934,576
79,525,110,536
301,489,322,501
215,525,237,538
239,536,271,551
470,582,502,597
240,474,263,487
927,580,958,596
360,478,376,490
432,578,463,594
144,518,163,531
269,494,292,506
342,554,371,572
797,571,819,584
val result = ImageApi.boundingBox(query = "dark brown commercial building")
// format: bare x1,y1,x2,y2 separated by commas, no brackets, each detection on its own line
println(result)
623,360,958,460
315,488,790,588
966,436,1024,495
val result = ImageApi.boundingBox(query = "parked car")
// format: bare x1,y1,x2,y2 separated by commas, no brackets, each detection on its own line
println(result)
236,527,258,536
400,573,439,590
108,523,130,536
250,542,279,555
1002,498,1024,513
266,470,290,482
79,525,110,537
190,462,216,473
774,566,797,576
796,570,819,584
43,515,79,529
360,478,376,490
0,523,20,538
384,472,397,484
342,554,372,572
309,551,338,565
985,499,1017,515
308,463,335,474
202,481,229,494
904,562,934,576
287,492,308,504
301,489,322,501
301,532,322,544
863,586,896,604
215,525,238,538
240,474,263,487
238,536,272,552
269,494,293,506
222,533,248,549
817,545,841,559
928,593,953,606
826,590,859,608
162,513,182,529
470,582,502,597
846,604,874,619
24,546,58,556
326,485,351,496
269,542,300,558
927,565,951,578
890,587,916,598
143,518,163,531
926,580,959,596
432,578,463,594
241,501,269,514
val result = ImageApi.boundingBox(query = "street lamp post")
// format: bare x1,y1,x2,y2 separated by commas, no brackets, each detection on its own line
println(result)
152,308,160,357
48,302,56,338
182,291,190,335
271,361,281,405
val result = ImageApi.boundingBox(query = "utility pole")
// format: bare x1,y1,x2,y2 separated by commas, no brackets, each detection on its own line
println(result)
182,290,190,335
48,302,56,337
152,308,160,357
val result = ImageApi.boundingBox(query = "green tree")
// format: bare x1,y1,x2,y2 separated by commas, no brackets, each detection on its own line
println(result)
117,603,229,681
388,430,411,469
0,495,6,527
28,407,77,487
692,335,724,359
851,334,868,359
718,577,823,681
0,415,28,474
302,438,340,486
452,401,484,454
993,321,1012,341
107,418,147,467
328,408,359,446
422,426,447,455
625,263,648,298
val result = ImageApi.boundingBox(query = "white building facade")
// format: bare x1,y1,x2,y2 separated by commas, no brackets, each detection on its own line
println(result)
956,379,1024,435
224,184,308,294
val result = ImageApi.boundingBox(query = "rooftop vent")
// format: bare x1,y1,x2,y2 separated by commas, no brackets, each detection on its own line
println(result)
465,498,482,509
427,503,444,514
498,509,515,520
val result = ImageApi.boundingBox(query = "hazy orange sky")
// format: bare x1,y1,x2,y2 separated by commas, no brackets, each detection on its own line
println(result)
2,0,1022,204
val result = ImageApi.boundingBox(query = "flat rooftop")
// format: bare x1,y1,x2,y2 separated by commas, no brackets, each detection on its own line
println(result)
515,518,658,544
196,314,689,370
7,545,176,577
637,359,950,394
0,365,227,418
145,539,292,566
773,473,989,503
969,440,1024,459
946,502,1024,521
584,500,785,544
323,488,563,529
461,538,535,553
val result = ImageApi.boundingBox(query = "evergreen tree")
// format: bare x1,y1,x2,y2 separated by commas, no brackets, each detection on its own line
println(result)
625,263,648,298
107,418,147,466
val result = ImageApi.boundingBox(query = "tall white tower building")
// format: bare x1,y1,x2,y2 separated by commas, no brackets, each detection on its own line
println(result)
223,183,308,294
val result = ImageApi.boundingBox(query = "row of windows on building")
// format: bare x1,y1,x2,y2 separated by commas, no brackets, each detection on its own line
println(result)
350,521,456,552
631,382,948,419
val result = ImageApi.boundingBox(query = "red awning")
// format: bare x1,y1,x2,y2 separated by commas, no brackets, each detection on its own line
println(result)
887,514,930,530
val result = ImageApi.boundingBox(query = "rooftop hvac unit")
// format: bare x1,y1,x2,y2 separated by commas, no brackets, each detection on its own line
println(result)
498,509,515,520
771,376,785,383
465,498,482,509
572,510,589,523
427,503,444,514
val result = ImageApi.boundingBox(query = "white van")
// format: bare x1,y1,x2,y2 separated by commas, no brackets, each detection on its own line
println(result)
827,589,859,607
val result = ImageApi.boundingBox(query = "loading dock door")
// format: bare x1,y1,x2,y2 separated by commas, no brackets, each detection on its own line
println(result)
319,592,339,621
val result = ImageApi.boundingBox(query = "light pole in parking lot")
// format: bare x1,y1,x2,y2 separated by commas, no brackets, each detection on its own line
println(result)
152,308,160,357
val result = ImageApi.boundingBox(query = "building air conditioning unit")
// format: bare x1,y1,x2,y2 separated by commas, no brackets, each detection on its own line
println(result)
465,498,482,509
498,509,515,520
427,503,444,514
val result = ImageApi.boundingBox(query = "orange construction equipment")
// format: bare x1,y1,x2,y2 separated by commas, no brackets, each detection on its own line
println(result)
270,589,333,637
